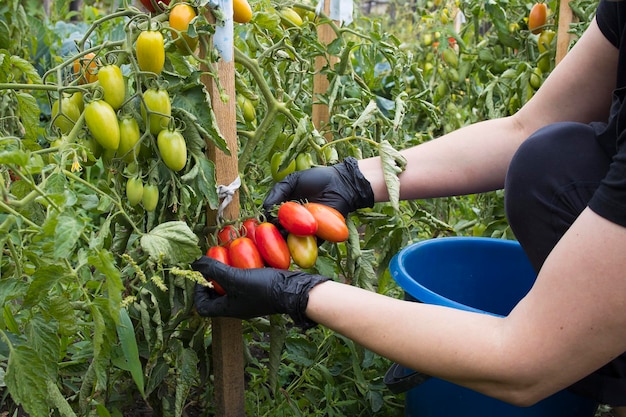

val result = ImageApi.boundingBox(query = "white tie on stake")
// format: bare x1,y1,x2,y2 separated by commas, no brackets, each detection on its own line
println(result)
216,176,241,222
209,0,234,62
316,0,353,26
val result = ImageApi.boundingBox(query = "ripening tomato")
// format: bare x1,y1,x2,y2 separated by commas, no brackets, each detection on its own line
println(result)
528,3,548,35
240,218,259,243
140,0,170,13
157,128,187,171
205,245,231,295
233,0,253,23
278,201,318,236
287,234,317,269
142,184,159,211
229,237,264,269
84,100,120,150
295,153,313,171
73,52,99,84
217,225,238,248
98,64,126,110
142,88,171,136
126,177,144,206
304,202,349,242
255,222,291,269
136,30,165,75
51,96,81,135
118,117,141,163
170,3,199,54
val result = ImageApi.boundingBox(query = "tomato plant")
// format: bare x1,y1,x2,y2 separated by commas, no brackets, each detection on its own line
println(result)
229,237,264,269
255,222,291,269
305,202,349,243
51,96,81,134
73,52,99,84
136,30,165,74
278,201,318,236
205,246,231,295
84,99,120,150
287,233,317,269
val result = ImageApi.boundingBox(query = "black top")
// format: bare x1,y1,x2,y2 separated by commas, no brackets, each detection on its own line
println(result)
588,0,626,226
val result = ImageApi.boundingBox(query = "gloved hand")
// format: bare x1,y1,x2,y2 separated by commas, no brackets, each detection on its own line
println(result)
263,156,375,219
192,256,329,328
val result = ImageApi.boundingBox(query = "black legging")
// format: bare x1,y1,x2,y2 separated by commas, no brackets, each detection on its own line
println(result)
504,121,626,406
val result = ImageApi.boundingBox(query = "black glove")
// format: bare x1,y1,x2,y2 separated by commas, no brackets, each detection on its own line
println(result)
263,156,375,219
192,256,329,329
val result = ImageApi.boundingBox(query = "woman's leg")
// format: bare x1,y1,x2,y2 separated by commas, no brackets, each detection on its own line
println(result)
504,121,626,405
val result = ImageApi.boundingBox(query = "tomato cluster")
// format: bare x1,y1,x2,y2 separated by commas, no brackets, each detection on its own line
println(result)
204,202,349,294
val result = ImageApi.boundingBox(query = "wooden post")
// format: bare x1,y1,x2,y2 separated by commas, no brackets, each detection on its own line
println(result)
312,0,339,136
556,0,574,64
200,6,246,417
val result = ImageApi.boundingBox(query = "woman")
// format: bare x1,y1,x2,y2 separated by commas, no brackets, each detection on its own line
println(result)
192,1,626,412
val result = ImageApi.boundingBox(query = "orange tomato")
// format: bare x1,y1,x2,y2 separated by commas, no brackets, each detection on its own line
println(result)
169,3,198,53
528,3,548,35
73,52,99,84
233,0,253,24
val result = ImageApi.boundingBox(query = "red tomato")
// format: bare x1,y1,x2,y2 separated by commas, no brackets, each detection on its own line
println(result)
304,202,349,242
277,201,318,236
287,234,317,269
240,218,259,243
228,237,264,269
255,222,291,269
140,0,170,13
217,225,238,248
205,246,231,295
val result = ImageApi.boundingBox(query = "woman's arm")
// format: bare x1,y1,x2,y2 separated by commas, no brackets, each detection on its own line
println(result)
360,18,618,202
306,208,626,406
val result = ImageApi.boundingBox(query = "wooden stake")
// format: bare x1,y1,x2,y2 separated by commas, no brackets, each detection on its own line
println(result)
556,0,574,65
200,11,245,417
312,0,338,138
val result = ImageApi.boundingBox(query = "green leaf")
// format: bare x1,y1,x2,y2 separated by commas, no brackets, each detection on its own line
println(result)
89,249,123,322
54,214,85,259
5,345,53,417
175,347,199,416
24,264,68,307
379,140,406,211
116,308,145,397
15,92,40,142
140,221,201,264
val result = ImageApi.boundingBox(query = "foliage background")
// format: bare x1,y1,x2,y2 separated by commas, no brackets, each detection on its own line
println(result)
0,0,600,416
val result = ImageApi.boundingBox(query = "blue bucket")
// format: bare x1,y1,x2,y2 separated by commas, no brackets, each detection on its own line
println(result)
388,237,598,417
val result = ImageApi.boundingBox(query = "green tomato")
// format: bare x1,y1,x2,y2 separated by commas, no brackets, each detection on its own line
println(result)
271,152,296,182
296,153,313,171
99,64,126,110
142,184,159,212
287,233,317,269
157,128,187,171
142,88,171,136
84,99,120,150
118,117,141,163
126,177,144,206
51,96,81,135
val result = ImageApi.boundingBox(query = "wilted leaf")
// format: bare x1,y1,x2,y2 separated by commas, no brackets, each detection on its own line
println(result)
140,221,201,264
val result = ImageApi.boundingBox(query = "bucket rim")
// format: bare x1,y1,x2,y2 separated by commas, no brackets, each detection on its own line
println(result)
389,237,525,317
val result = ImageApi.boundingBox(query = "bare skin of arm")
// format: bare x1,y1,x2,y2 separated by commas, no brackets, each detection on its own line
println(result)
360,18,617,202
306,20,626,406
